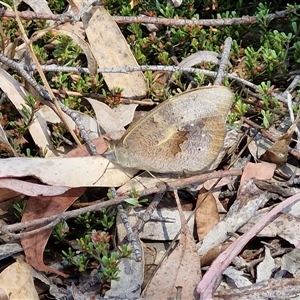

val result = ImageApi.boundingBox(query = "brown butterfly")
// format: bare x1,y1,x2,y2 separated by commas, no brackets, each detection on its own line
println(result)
107,86,233,174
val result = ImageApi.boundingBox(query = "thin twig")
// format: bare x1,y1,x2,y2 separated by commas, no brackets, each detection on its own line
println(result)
58,102,98,156
0,197,127,237
133,188,165,233
25,63,287,102
214,37,232,86
12,2,84,148
111,188,142,262
0,55,98,155
67,0,98,24
0,8,293,27
0,169,242,238
117,203,142,262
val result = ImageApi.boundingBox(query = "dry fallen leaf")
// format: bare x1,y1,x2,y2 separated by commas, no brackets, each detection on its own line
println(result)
240,161,276,187
196,188,220,241
21,188,86,277
0,155,136,187
0,178,69,197
0,260,39,300
0,68,57,156
142,191,200,299
73,1,147,98
260,112,299,164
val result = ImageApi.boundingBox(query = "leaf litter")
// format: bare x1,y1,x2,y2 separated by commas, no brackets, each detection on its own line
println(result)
0,1,300,300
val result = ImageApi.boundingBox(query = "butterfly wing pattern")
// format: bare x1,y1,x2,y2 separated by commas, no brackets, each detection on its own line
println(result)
110,86,233,174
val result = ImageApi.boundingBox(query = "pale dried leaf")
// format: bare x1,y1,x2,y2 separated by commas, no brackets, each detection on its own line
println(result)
84,97,125,136
240,162,276,187
223,266,252,288
0,67,57,156
282,248,300,276
0,261,39,300
112,102,139,128
239,210,300,246
0,156,136,187
105,257,143,298
0,243,23,260
21,0,52,14
135,207,194,240
178,50,220,68
0,178,69,196
73,3,147,98
143,222,200,299
256,246,275,282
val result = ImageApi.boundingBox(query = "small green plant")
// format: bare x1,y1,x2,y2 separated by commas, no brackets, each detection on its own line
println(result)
261,109,274,128
12,200,26,220
101,252,120,282
228,93,250,125
257,81,279,109
255,2,272,32
75,211,98,229
75,209,116,231
53,34,82,65
52,221,69,243
99,208,115,230
62,247,90,272
62,230,132,281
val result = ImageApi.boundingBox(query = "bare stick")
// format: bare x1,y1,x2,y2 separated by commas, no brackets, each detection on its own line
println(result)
12,1,84,148
214,37,232,86
0,169,242,238
0,56,98,155
23,63,287,102
133,188,165,233
0,8,293,27
111,188,142,262
117,203,142,262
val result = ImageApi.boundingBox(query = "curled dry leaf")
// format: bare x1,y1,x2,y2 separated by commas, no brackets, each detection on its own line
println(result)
260,112,300,165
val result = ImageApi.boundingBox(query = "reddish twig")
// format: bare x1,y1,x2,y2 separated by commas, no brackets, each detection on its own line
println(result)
197,191,300,299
